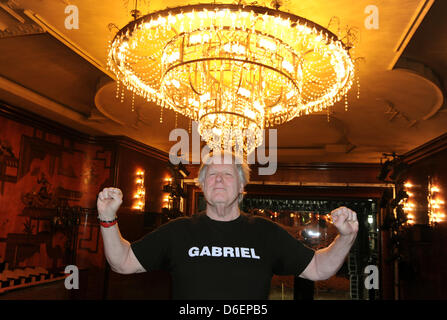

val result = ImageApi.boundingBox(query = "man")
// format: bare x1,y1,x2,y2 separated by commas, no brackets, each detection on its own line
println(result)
97,152,358,299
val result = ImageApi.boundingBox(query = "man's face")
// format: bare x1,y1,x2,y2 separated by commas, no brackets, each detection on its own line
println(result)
203,163,243,207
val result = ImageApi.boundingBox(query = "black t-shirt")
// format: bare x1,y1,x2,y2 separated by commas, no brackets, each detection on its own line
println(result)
130,212,315,299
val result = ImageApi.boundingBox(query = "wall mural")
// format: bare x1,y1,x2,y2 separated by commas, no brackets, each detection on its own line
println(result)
0,115,111,282
0,138,19,195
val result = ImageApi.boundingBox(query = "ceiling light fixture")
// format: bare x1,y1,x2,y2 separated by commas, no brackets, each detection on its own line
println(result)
108,3,355,154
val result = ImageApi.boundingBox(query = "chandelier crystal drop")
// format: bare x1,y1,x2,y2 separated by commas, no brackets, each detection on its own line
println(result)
108,3,355,154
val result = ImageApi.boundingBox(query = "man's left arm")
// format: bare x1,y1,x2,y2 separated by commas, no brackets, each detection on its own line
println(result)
300,207,358,281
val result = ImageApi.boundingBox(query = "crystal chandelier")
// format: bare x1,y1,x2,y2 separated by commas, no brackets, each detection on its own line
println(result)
108,3,355,154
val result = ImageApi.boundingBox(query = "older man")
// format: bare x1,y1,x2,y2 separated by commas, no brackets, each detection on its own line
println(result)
97,152,358,299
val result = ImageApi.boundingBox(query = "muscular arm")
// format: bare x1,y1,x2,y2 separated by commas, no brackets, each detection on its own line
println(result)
100,224,146,274
299,206,358,281
98,188,146,274
300,233,356,281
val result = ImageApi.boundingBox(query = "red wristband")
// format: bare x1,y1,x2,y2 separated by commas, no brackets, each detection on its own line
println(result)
98,217,117,228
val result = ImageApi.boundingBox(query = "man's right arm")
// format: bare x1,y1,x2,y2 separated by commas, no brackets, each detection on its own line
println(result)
98,188,146,274
100,223,146,274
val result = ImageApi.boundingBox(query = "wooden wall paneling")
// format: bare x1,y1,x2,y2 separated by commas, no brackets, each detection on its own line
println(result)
98,140,172,300
186,162,383,185
0,103,112,298
394,135,447,299
0,103,174,299
113,143,169,214
185,161,387,215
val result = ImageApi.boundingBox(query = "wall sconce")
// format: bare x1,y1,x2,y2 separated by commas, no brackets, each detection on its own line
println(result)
162,177,173,193
133,169,146,211
428,176,445,226
163,195,173,210
162,177,173,210
404,182,413,189
402,181,415,225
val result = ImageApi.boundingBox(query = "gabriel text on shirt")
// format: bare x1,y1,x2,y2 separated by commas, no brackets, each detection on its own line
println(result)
188,246,261,259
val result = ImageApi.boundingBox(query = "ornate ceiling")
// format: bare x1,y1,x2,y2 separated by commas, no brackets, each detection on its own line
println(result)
0,0,446,164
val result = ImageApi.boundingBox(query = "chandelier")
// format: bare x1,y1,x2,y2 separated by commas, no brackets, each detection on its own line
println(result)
108,3,355,154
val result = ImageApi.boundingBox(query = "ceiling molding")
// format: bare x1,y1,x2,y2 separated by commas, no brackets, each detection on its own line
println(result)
0,0,444,165
0,75,89,120
0,100,91,142
94,77,126,126
0,2,44,37
23,9,116,80
0,2,24,23
393,58,445,120
388,0,435,70
0,100,170,162
94,135,170,162
402,131,447,164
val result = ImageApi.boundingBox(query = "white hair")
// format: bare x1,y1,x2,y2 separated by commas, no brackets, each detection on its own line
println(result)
197,150,250,203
